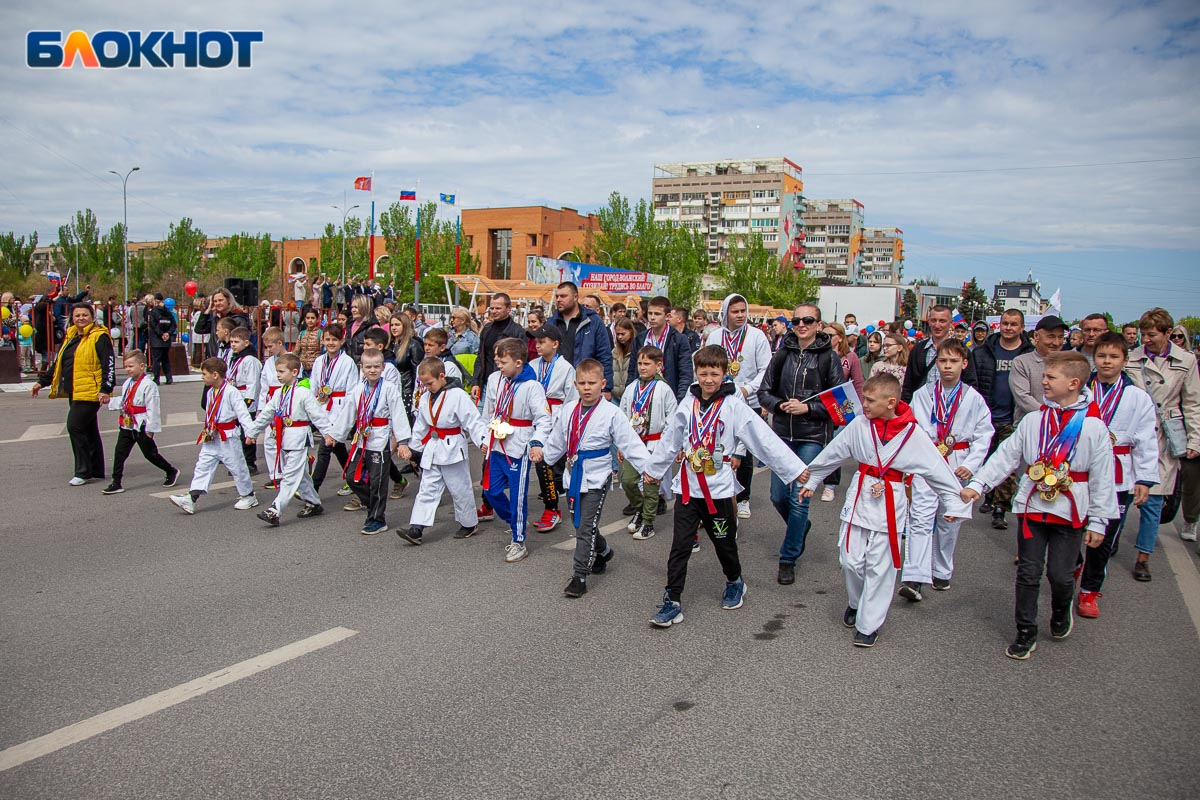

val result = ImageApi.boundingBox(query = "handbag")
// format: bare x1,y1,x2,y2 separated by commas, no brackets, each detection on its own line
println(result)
1140,361,1189,459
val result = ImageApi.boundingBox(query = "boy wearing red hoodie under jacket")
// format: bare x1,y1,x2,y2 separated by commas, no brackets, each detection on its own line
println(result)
799,373,971,648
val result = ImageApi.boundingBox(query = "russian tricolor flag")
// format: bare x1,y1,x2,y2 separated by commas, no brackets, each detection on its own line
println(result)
815,381,863,426
952,308,964,325
399,190,416,201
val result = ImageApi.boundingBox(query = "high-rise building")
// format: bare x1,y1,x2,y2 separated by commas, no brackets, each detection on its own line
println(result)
800,198,864,283
651,158,806,267
859,227,904,285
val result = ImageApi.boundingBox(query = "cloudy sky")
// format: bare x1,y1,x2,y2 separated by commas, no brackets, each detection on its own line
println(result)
3,0,1198,321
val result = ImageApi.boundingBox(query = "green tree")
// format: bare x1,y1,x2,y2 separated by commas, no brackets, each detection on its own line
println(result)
660,223,707,310
908,275,940,286
379,202,479,305
320,216,369,283
57,209,127,289
210,233,278,285
720,232,819,311
0,231,38,283
901,288,918,320
959,277,991,323
148,217,207,285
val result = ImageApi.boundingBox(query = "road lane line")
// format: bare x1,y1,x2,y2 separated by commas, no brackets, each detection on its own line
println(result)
0,416,204,446
151,480,236,498
18,423,66,441
1159,533,1200,639
551,518,639,550
0,626,358,772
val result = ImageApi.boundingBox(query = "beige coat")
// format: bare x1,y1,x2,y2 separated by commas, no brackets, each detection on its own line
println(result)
1125,342,1200,495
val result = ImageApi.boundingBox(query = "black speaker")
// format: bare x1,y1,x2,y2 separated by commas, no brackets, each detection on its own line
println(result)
223,277,244,305
242,279,259,307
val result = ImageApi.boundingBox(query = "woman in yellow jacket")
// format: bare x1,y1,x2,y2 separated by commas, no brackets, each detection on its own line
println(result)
32,303,117,485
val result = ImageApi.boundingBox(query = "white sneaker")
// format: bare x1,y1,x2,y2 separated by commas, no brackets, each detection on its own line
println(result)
336,483,353,497
1181,521,1199,542
170,494,196,514
68,477,88,487
737,500,751,519
504,542,528,563
821,487,835,502
234,494,260,510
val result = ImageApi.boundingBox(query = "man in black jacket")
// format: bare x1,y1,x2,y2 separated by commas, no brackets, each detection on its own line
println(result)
627,296,694,400
758,303,845,585
968,308,1033,529
901,305,977,402
471,292,525,406
146,294,177,384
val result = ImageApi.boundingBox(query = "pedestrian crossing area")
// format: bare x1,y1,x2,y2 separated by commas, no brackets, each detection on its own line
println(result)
0,412,202,445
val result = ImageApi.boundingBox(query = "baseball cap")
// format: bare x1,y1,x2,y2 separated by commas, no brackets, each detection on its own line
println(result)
1035,315,1068,332
532,326,562,342
773,315,788,325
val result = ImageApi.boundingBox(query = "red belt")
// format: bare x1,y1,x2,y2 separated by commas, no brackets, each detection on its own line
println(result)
235,384,248,392
124,404,147,414
324,390,346,411
548,398,563,407
421,426,462,445
641,432,662,442
196,419,238,444
272,416,312,473
483,418,534,490
346,417,393,482
847,463,914,568
680,466,718,515
940,441,970,459
1021,471,1089,538
1113,445,1131,484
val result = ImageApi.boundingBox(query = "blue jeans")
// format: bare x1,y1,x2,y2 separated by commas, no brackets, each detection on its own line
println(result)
1134,494,1165,555
772,440,825,564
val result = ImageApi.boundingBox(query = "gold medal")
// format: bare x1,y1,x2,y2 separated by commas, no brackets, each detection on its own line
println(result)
937,443,950,457
120,413,134,428
1059,460,1071,474
318,385,332,400
1043,472,1058,487
870,482,885,498
202,430,214,443
1027,462,1046,481
704,456,717,476
728,359,740,377
1059,476,1073,490
1109,431,1117,446
362,427,373,440
283,416,293,426
688,448,704,473
1040,488,1059,502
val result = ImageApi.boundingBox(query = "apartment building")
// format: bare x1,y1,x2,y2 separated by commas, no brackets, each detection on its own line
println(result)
800,198,864,283
992,279,1043,317
859,227,904,285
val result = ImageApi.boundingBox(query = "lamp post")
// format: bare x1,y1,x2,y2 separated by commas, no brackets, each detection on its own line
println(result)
332,201,360,284
108,167,139,302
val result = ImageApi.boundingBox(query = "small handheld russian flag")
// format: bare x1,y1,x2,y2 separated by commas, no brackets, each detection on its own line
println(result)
812,381,863,426
952,308,964,325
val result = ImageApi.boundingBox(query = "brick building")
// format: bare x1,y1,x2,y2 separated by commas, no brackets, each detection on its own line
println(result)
459,206,600,281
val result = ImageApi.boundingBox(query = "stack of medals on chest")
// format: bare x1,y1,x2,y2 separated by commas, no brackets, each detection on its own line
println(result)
687,397,722,476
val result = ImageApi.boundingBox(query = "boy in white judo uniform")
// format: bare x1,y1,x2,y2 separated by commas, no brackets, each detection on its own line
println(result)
899,338,994,599
530,325,578,533
257,327,286,489
227,326,263,476
799,372,971,647
397,357,488,545
309,323,359,494
103,348,178,494
618,344,677,539
170,357,257,514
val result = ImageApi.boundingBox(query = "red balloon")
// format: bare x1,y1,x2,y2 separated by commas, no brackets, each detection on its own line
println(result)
878,320,886,327
184,281,198,296
915,331,925,339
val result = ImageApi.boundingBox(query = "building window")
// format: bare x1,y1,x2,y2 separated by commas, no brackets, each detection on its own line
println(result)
997,288,1008,297
491,229,512,280
527,233,537,247
1020,289,1029,297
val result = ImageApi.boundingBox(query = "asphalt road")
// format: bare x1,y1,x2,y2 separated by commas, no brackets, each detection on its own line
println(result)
1,381,1198,799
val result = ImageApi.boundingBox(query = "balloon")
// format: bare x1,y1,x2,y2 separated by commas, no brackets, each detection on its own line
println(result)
181,332,190,343
864,325,875,334
915,331,925,339
878,320,886,327
184,281,198,296
907,328,917,336
19,323,33,337
903,320,913,329
164,297,176,310
109,327,121,338
1,307,9,320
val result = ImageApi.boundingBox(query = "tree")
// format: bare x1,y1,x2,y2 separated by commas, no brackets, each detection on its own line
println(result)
378,201,479,306
56,209,125,289
0,231,38,283
959,277,990,323
210,233,278,285
719,233,819,312
320,216,369,283
148,217,207,285
901,289,918,320
908,275,940,286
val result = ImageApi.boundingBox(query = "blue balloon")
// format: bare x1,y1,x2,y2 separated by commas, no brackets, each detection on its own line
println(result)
907,328,917,336
864,325,876,334
181,332,189,343
164,297,176,310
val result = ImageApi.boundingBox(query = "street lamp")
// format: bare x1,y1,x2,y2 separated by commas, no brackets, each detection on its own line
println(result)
108,166,139,301
332,201,360,284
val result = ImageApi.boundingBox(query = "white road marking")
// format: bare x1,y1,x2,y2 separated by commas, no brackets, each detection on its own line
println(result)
0,415,204,446
150,480,236,498
18,423,65,441
166,412,199,426
551,518,631,550
1159,533,1200,640
0,626,358,772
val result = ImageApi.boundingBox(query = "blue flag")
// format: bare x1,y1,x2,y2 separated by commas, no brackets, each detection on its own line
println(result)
439,193,455,205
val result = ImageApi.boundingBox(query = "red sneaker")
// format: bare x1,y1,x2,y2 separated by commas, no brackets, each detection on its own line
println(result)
477,503,495,522
535,508,561,532
1077,590,1101,618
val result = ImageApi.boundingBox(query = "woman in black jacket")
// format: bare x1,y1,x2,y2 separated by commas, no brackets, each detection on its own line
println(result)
386,312,424,418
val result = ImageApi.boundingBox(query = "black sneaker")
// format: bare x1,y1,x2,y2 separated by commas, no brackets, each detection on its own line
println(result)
564,575,587,598
297,502,324,518
931,578,951,591
621,503,637,516
657,497,667,515
627,512,643,534
257,509,280,527
162,468,179,488
843,606,857,629
777,563,796,585
398,526,424,546
1006,627,1038,660
1050,607,1074,640
853,629,879,647
453,524,479,539
898,581,923,602
592,548,614,575
992,510,1008,530
102,482,125,495
980,498,994,514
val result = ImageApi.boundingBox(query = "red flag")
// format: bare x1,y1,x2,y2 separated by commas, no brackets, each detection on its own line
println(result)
354,176,372,191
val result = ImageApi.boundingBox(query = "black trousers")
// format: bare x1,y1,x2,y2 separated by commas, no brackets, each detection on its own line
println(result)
112,427,174,482
1015,517,1084,629
1079,491,1132,593
311,439,349,490
149,347,172,383
349,448,389,524
666,495,741,602
536,458,564,510
67,399,105,480
735,457,754,502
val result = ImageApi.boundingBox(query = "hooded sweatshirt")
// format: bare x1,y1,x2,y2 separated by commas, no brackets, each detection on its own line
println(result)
704,293,772,410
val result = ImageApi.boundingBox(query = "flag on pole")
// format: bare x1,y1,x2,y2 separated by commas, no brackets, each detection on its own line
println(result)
808,381,863,426
1049,288,1062,311
439,193,456,205
952,308,964,325
399,190,416,201
353,176,372,191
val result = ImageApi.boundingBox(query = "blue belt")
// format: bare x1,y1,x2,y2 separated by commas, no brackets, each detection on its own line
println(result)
568,448,611,527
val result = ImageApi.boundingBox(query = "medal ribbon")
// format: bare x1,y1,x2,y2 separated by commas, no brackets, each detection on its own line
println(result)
538,355,558,390
271,384,297,474
722,325,747,363
646,326,668,350
356,378,382,432
932,381,963,443
689,397,724,451
631,378,656,416
567,402,599,459
320,352,340,391
122,375,145,416
229,353,246,385
1089,377,1125,427
1037,407,1086,468
494,377,516,422
201,382,226,439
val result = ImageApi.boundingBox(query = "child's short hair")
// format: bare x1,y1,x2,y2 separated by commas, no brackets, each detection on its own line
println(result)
262,326,284,345
1045,350,1091,385
637,344,664,364
360,348,384,364
215,317,238,333
424,327,448,347
200,357,227,377
417,356,446,378
936,338,970,361
276,352,301,371
323,323,345,340
648,295,671,313
576,358,604,379
1094,331,1128,359
229,326,252,341
864,372,901,399
692,344,729,372
122,348,146,365
363,327,389,347
494,337,527,364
